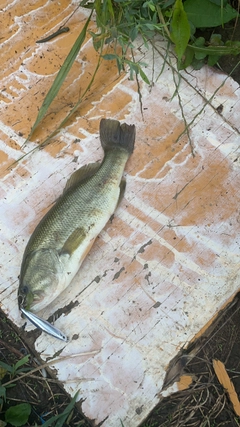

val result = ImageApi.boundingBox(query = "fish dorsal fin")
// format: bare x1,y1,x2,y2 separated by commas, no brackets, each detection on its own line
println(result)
64,162,101,193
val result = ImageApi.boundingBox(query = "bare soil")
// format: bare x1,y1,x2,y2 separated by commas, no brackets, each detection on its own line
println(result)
0,309,91,427
140,293,240,427
196,1,240,85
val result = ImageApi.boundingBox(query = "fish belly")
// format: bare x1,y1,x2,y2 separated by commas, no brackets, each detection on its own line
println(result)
34,187,119,311
60,193,119,282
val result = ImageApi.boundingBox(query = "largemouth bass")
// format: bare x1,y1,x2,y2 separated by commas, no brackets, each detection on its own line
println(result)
18,119,136,319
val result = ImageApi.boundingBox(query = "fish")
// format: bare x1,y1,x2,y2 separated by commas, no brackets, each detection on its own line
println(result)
21,307,68,342
18,118,136,337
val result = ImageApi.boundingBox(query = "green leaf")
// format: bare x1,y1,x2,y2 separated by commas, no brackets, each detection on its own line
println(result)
106,0,114,20
41,391,79,427
184,0,238,28
207,54,221,66
0,366,8,380
0,386,6,401
14,355,30,372
209,0,227,5
101,53,118,60
92,36,103,51
129,26,138,41
139,67,150,85
225,40,240,55
162,0,175,8
179,45,194,69
27,11,92,140
193,37,207,59
191,57,205,69
0,361,13,374
5,403,31,427
210,33,223,46
195,50,207,60
144,23,158,30
149,2,156,12
188,42,240,56
170,0,190,60
116,56,123,73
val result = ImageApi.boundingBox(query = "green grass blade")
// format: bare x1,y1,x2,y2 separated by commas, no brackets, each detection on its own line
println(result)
188,42,240,56
14,355,30,372
37,53,102,148
27,11,93,141
40,391,79,427
10,53,102,167
0,361,13,374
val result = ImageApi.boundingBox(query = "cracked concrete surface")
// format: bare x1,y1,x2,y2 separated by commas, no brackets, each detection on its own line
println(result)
1,1,240,426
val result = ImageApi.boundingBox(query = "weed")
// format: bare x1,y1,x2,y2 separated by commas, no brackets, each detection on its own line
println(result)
15,0,239,157
0,354,79,426
0,355,31,426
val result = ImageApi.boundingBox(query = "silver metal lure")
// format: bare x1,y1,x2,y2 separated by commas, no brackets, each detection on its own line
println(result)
21,307,68,342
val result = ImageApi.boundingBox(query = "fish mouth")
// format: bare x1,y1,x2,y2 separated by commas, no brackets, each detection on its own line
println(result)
19,288,45,310
18,294,25,309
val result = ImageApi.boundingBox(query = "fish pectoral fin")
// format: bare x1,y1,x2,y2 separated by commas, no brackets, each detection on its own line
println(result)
60,227,87,256
64,162,101,193
117,178,126,207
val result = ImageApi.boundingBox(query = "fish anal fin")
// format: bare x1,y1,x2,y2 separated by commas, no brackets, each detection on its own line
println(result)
60,227,87,255
118,178,126,207
64,162,101,193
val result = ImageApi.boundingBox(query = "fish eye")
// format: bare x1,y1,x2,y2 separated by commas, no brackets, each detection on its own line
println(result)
22,285,29,294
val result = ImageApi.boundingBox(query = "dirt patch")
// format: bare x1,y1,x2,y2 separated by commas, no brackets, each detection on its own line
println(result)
0,309,91,426
196,1,240,85
141,292,240,427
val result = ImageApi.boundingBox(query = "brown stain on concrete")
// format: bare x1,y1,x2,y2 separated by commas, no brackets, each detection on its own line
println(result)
129,121,188,178
134,134,238,231
1,1,76,72
95,88,132,120
0,151,9,166
0,2,125,149
140,239,175,269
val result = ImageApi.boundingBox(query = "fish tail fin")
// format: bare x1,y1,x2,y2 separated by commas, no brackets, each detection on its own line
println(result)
100,118,136,155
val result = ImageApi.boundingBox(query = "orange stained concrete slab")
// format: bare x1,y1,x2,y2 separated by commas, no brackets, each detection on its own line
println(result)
1,1,240,426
